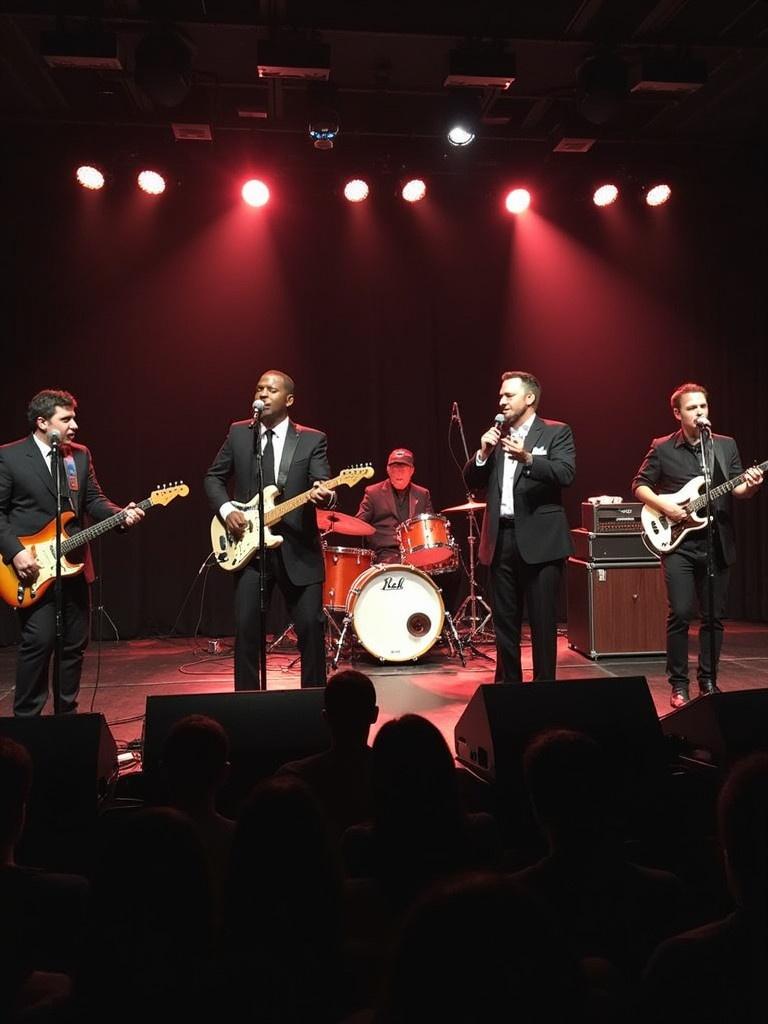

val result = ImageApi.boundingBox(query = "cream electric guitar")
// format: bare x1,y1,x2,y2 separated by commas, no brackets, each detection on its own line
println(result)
641,460,768,555
210,464,374,571
0,483,190,609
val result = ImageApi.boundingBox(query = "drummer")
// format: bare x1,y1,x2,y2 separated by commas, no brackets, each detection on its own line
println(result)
355,448,434,564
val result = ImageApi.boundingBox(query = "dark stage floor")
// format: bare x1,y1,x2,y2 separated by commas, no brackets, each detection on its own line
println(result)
2,623,767,755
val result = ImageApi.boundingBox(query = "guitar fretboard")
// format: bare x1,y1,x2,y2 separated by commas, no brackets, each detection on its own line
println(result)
687,459,768,513
60,497,153,555
264,472,350,524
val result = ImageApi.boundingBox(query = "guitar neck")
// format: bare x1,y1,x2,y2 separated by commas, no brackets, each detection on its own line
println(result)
264,473,347,525
689,459,768,512
60,497,153,555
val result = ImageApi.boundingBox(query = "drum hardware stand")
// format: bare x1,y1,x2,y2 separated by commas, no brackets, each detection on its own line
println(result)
453,510,494,654
331,612,354,670
267,621,298,653
442,610,466,666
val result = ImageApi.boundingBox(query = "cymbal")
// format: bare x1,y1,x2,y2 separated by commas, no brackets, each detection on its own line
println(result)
441,500,487,513
316,509,375,537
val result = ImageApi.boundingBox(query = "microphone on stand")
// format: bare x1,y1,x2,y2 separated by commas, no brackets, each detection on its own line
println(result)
47,428,61,447
248,399,265,429
451,401,460,422
695,414,712,433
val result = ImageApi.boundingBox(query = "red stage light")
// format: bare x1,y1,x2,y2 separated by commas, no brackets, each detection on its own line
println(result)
242,179,270,207
137,170,166,196
593,184,618,207
76,165,105,190
504,188,531,214
645,183,671,207
401,178,426,203
344,179,369,203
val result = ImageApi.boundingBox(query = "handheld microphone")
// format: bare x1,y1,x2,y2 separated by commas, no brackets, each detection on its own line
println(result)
493,413,505,432
248,399,265,429
695,414,712,431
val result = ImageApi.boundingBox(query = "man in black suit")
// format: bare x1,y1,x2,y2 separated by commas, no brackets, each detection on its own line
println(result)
464,372,575,683
633,382,763,708
0,389,144,716
355,448,434,563
204,370,336,689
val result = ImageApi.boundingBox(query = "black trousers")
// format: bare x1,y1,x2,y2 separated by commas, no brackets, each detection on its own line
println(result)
14,575,90,716
662,543,730,691
489,522,563,683
234,552,326,689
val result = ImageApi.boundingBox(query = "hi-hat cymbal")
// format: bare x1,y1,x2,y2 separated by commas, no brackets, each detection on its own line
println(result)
441,500,487,513
316,509,375,536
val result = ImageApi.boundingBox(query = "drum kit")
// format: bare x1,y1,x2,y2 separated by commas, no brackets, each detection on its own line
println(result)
315,501,492,666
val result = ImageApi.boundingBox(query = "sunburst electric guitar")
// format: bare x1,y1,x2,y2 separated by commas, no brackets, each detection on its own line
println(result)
0,483,189,609
641,460,768,555
210,464,374,571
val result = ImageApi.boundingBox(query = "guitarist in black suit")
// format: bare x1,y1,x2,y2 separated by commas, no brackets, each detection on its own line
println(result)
204,371,336,690
633,382,763,708
464,372,576,683
0,389,144,716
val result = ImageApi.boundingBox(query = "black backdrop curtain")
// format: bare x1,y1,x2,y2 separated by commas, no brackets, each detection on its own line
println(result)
1,150,766,646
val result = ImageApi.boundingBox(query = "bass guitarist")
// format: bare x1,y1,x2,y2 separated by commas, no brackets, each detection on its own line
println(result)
204,371,336,690
0,389,144,716
633,382,763,708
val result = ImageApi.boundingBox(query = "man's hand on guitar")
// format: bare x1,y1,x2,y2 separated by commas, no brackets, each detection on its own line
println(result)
13,550,40,583
122,502,145,528
225,510,248,541
657,498,688,523
742,466,764,495
308,481,334,507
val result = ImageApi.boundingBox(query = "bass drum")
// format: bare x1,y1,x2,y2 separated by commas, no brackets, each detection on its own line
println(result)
346,564,445,662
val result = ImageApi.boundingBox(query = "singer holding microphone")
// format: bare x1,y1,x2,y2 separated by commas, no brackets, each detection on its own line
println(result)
204,370,336,689
633,382,763,708
464,371,576,683
0,389,144,716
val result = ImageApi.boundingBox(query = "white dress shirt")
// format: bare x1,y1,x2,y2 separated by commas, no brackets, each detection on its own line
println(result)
476,414,537,519
219,416,291,519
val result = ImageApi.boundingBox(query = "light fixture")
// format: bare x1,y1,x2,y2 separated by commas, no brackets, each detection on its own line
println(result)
504,188,531,214
242,179,270,207
401,179,427,203
343,179,369,203
308,107,340,150
137,170,166,196
645,183,671,207
593,184,619,207
75,165,105,190
445,94,480,147
576,51,628,125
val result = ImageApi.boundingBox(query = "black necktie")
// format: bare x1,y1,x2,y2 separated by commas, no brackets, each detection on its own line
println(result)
262,428,276,487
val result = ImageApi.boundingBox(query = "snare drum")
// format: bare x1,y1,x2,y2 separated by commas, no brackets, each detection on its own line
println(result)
346,563,445,662
397,513,455,569
323,546,375,611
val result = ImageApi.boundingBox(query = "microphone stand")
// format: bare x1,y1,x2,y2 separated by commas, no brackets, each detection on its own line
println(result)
250,407,268,691
50,434,64,715
698,421,718,693
450,403,493,660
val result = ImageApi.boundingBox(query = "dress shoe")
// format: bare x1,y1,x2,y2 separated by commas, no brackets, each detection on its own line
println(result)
698,681,721,696
670,687,690,709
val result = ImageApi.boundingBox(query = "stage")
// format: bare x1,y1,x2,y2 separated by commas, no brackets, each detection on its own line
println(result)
2,623,767,756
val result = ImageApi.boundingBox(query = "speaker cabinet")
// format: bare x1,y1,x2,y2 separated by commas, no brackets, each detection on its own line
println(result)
661,689,768,771
567,558,667,658
142,690,328,810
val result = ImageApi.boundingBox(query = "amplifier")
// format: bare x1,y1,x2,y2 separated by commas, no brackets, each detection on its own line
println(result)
571,528,657,563
581,501,643,533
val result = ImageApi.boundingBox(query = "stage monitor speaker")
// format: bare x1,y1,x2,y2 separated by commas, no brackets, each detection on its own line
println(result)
142,689,328,810
660,689,768,771
0,713,117,831
454,676,666,816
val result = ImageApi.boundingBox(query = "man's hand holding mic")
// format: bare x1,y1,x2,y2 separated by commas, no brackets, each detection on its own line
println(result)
479,414,506,459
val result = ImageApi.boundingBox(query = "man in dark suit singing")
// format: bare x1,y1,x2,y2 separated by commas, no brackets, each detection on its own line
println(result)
0,389,144,716
355,448,434,564
464,372,575,683
204,371,336,689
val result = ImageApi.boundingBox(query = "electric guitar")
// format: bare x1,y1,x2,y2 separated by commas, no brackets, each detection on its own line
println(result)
0,483,189,609
641,460,767,555
210,464,374,571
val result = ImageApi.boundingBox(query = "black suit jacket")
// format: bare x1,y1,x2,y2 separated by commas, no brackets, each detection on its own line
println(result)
204,418,331,586
356,480,433,560
0,435,121,580
632,430,742,566
463,417,576,566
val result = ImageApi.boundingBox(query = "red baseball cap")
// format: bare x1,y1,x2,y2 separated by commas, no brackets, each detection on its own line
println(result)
387,448,414,467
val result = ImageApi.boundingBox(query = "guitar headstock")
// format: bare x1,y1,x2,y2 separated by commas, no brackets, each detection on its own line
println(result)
338,464,375,487
150,482,190,506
